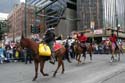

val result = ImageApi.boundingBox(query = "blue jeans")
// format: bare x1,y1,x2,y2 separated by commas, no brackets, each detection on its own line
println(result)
47,41,54,53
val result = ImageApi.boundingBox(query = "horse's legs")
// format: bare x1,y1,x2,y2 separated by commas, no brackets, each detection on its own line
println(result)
61,60,65,74
53,57,62,77
32,61,39,81
118,52,120,62
78,55,81,64
40,60,49,76
83,52,86,62
111,50,115,62
90,53,92,61
76,53,78,61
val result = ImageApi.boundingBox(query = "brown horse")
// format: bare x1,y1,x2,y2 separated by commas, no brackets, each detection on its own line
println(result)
107,41,121,62
73,40,93,64
19,35,66,81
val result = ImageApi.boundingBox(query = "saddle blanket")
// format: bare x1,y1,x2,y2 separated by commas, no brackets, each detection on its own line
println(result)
53,42,62,51
111,42,116,49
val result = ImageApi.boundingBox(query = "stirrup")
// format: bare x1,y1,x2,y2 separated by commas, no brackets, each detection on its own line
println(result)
49,60,55,64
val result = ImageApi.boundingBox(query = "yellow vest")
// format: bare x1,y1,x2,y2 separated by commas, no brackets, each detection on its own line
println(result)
38,43,51,56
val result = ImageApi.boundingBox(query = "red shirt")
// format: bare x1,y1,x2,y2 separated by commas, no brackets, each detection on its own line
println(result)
77,34,87,42
109,34,117,43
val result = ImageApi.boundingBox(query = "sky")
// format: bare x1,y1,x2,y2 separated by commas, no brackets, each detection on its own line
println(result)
0,13,8,20
0,0,20,13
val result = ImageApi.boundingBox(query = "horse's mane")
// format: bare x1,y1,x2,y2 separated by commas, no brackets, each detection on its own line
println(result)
20,37,39,54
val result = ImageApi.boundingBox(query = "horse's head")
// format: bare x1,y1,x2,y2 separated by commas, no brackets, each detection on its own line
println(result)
20,36,30,48
20,36,39,54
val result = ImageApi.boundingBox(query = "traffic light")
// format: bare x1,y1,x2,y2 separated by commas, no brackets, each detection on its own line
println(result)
31,25,35,33
31,25,41,33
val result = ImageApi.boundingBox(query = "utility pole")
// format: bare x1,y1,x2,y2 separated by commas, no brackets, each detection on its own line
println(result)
24,0,27,37
89,0,94,43
115,0,120,41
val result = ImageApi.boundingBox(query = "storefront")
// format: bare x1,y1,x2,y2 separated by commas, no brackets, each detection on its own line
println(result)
84,28,125,44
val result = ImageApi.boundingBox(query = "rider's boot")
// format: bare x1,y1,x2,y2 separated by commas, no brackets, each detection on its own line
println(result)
49,53,55,64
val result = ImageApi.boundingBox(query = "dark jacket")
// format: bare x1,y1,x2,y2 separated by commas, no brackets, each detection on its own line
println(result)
44,30,55,43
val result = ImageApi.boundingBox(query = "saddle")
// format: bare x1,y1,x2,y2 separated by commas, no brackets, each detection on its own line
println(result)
80,43,86,48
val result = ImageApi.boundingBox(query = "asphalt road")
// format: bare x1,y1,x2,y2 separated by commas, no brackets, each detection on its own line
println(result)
0,54,125,83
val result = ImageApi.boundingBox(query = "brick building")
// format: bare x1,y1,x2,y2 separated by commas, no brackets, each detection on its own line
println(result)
7,3,35,41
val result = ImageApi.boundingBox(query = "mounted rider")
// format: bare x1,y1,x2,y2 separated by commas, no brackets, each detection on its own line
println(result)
77,32,88,53
43,27,56,64
109,33,118,49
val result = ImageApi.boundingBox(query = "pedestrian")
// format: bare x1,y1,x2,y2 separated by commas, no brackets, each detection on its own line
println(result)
70,42,75,59
43,27,56,64
25,48,32,64
64,39,71,63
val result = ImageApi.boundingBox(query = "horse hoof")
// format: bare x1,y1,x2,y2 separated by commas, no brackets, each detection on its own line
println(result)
61,71,64,74
43,73,49,76
32,78,36,81
53,71,57,77
53,74,56,77
110,60,113,63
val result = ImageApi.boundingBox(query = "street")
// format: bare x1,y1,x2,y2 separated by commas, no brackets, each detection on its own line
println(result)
0,54,125,83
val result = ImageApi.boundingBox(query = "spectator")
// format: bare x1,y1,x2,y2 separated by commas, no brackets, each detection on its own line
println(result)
5,45,12,62
25,48,32,64
0,46,5,64
64,39,71,63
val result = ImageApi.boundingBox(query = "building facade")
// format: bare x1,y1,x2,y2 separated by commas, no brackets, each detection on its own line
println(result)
27,0,77,38
7,3,35,41
103,0,125,30
77,0,125,43
77,0,103,30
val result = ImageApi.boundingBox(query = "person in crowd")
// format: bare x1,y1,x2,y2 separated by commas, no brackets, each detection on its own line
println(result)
64,39,71,63
70,42,75,59
43,27,56,64
5,45,12,62
0,45,5,64
25,48,32,64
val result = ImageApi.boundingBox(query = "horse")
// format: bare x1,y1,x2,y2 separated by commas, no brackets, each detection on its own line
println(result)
73,40,93,64
19,35,66,81
105,41,121,62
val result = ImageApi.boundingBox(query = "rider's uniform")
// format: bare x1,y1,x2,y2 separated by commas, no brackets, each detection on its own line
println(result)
77,33,88,52
109,34,117,49
77,33,87,43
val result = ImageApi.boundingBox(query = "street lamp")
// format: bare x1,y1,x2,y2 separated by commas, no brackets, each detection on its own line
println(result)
24,0,27,37
117,24,120,41
90,21,95,43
